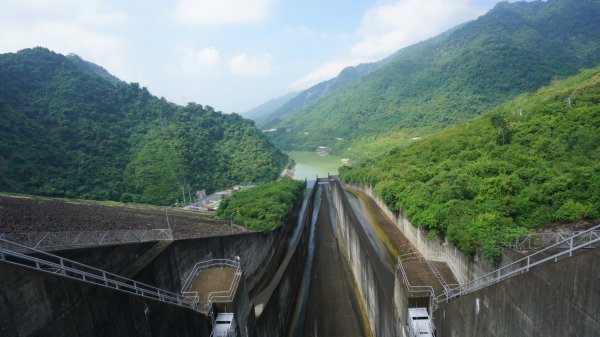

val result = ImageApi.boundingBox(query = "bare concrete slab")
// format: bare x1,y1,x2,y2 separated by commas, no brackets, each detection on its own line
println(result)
188,267,238,303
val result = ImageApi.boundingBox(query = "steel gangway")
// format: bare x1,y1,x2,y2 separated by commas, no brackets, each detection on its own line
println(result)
0,236,200,311
436,223,600,304
0,229,174,252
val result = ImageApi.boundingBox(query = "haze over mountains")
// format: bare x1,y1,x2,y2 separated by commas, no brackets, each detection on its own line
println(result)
0,48,287,205
256,0,600,152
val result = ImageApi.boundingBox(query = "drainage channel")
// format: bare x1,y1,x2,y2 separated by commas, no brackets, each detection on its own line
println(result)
288,181,367,337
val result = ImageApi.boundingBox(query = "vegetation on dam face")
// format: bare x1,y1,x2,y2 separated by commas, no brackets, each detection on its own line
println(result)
216,179,305,231
341,66,600,262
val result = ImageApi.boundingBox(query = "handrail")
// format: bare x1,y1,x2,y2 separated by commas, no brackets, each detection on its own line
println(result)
207,268,242,303
507,227,600,250
397,252,438,312
180,258,242,311
0,229,173,252
0,236,196,310
437,224,600,303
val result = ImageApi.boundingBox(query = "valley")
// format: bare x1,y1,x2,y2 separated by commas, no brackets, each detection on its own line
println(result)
1,0,599,336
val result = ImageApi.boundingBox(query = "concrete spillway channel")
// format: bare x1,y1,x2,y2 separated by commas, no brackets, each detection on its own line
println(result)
4,179,597,337
287,181,368,337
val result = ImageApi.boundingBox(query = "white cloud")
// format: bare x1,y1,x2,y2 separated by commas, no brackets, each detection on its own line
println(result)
229,53,274,77
180,47,222,74
353,0,482,60
290,0,487,90
173,0,275,26
0,0,133,81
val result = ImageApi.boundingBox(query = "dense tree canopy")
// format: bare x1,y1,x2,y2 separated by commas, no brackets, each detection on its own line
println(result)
340,66,600,262
216,179,305,231
265,0,600,153
0,48,287,205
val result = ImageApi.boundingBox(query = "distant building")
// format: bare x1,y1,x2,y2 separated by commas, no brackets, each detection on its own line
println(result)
316,146,330,156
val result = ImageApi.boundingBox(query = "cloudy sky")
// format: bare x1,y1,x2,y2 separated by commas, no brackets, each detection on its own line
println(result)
0,0,501,113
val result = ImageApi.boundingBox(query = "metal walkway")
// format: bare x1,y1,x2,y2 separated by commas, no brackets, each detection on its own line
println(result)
0,236,198,311
0,229,173,252
396,224,600,312
437,224,600,303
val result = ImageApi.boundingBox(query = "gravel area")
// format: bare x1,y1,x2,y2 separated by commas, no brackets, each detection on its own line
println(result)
0,194,248,239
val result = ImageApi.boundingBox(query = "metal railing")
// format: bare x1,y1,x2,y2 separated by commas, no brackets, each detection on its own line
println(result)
437,224,600,303
180,259,242,312
425,258,452,294
507,227,600,250
0,236,197,311
397,252,439,312
0,229,174,252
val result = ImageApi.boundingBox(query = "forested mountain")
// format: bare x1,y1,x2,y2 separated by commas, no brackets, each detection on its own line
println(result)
260,62,380,128
0,48,287,205
341,66,600,261
242,91,298,125
266,0,600,151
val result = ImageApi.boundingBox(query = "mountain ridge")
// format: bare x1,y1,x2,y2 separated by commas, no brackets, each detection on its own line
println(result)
265,0,600,151
341,64,600,261
0,47,287,205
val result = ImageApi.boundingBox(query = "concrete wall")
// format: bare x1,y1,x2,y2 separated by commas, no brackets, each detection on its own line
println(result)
135,231,282,337
434,247,600,337
0,226,283,337
345,184,518,284
251,182,319,337
0,254,210,337
330,180,402,337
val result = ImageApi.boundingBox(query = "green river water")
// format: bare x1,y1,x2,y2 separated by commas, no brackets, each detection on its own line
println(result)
289,151,345,180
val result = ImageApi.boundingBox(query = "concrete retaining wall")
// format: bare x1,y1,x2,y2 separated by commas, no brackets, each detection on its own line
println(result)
0,227,283,337
0,244,210,337
330,180,402,337
251,182,319,337
434,247,600,337
344,184,512,284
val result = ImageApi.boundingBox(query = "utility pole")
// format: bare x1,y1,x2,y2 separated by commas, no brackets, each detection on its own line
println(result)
187,183,192,204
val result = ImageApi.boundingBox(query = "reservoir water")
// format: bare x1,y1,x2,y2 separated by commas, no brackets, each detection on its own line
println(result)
289,151,345,180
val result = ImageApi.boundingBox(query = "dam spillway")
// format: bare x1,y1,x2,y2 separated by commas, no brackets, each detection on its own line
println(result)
1,178,600,337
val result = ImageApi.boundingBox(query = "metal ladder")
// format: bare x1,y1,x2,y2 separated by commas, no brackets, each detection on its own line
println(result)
425,258,451,294
0,236,199,311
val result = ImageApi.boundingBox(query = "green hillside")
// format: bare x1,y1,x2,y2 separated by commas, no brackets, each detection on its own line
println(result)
267,0,600,152
340,66,600,261
260,61,380,128
0,48,287,205
243,91,299,125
